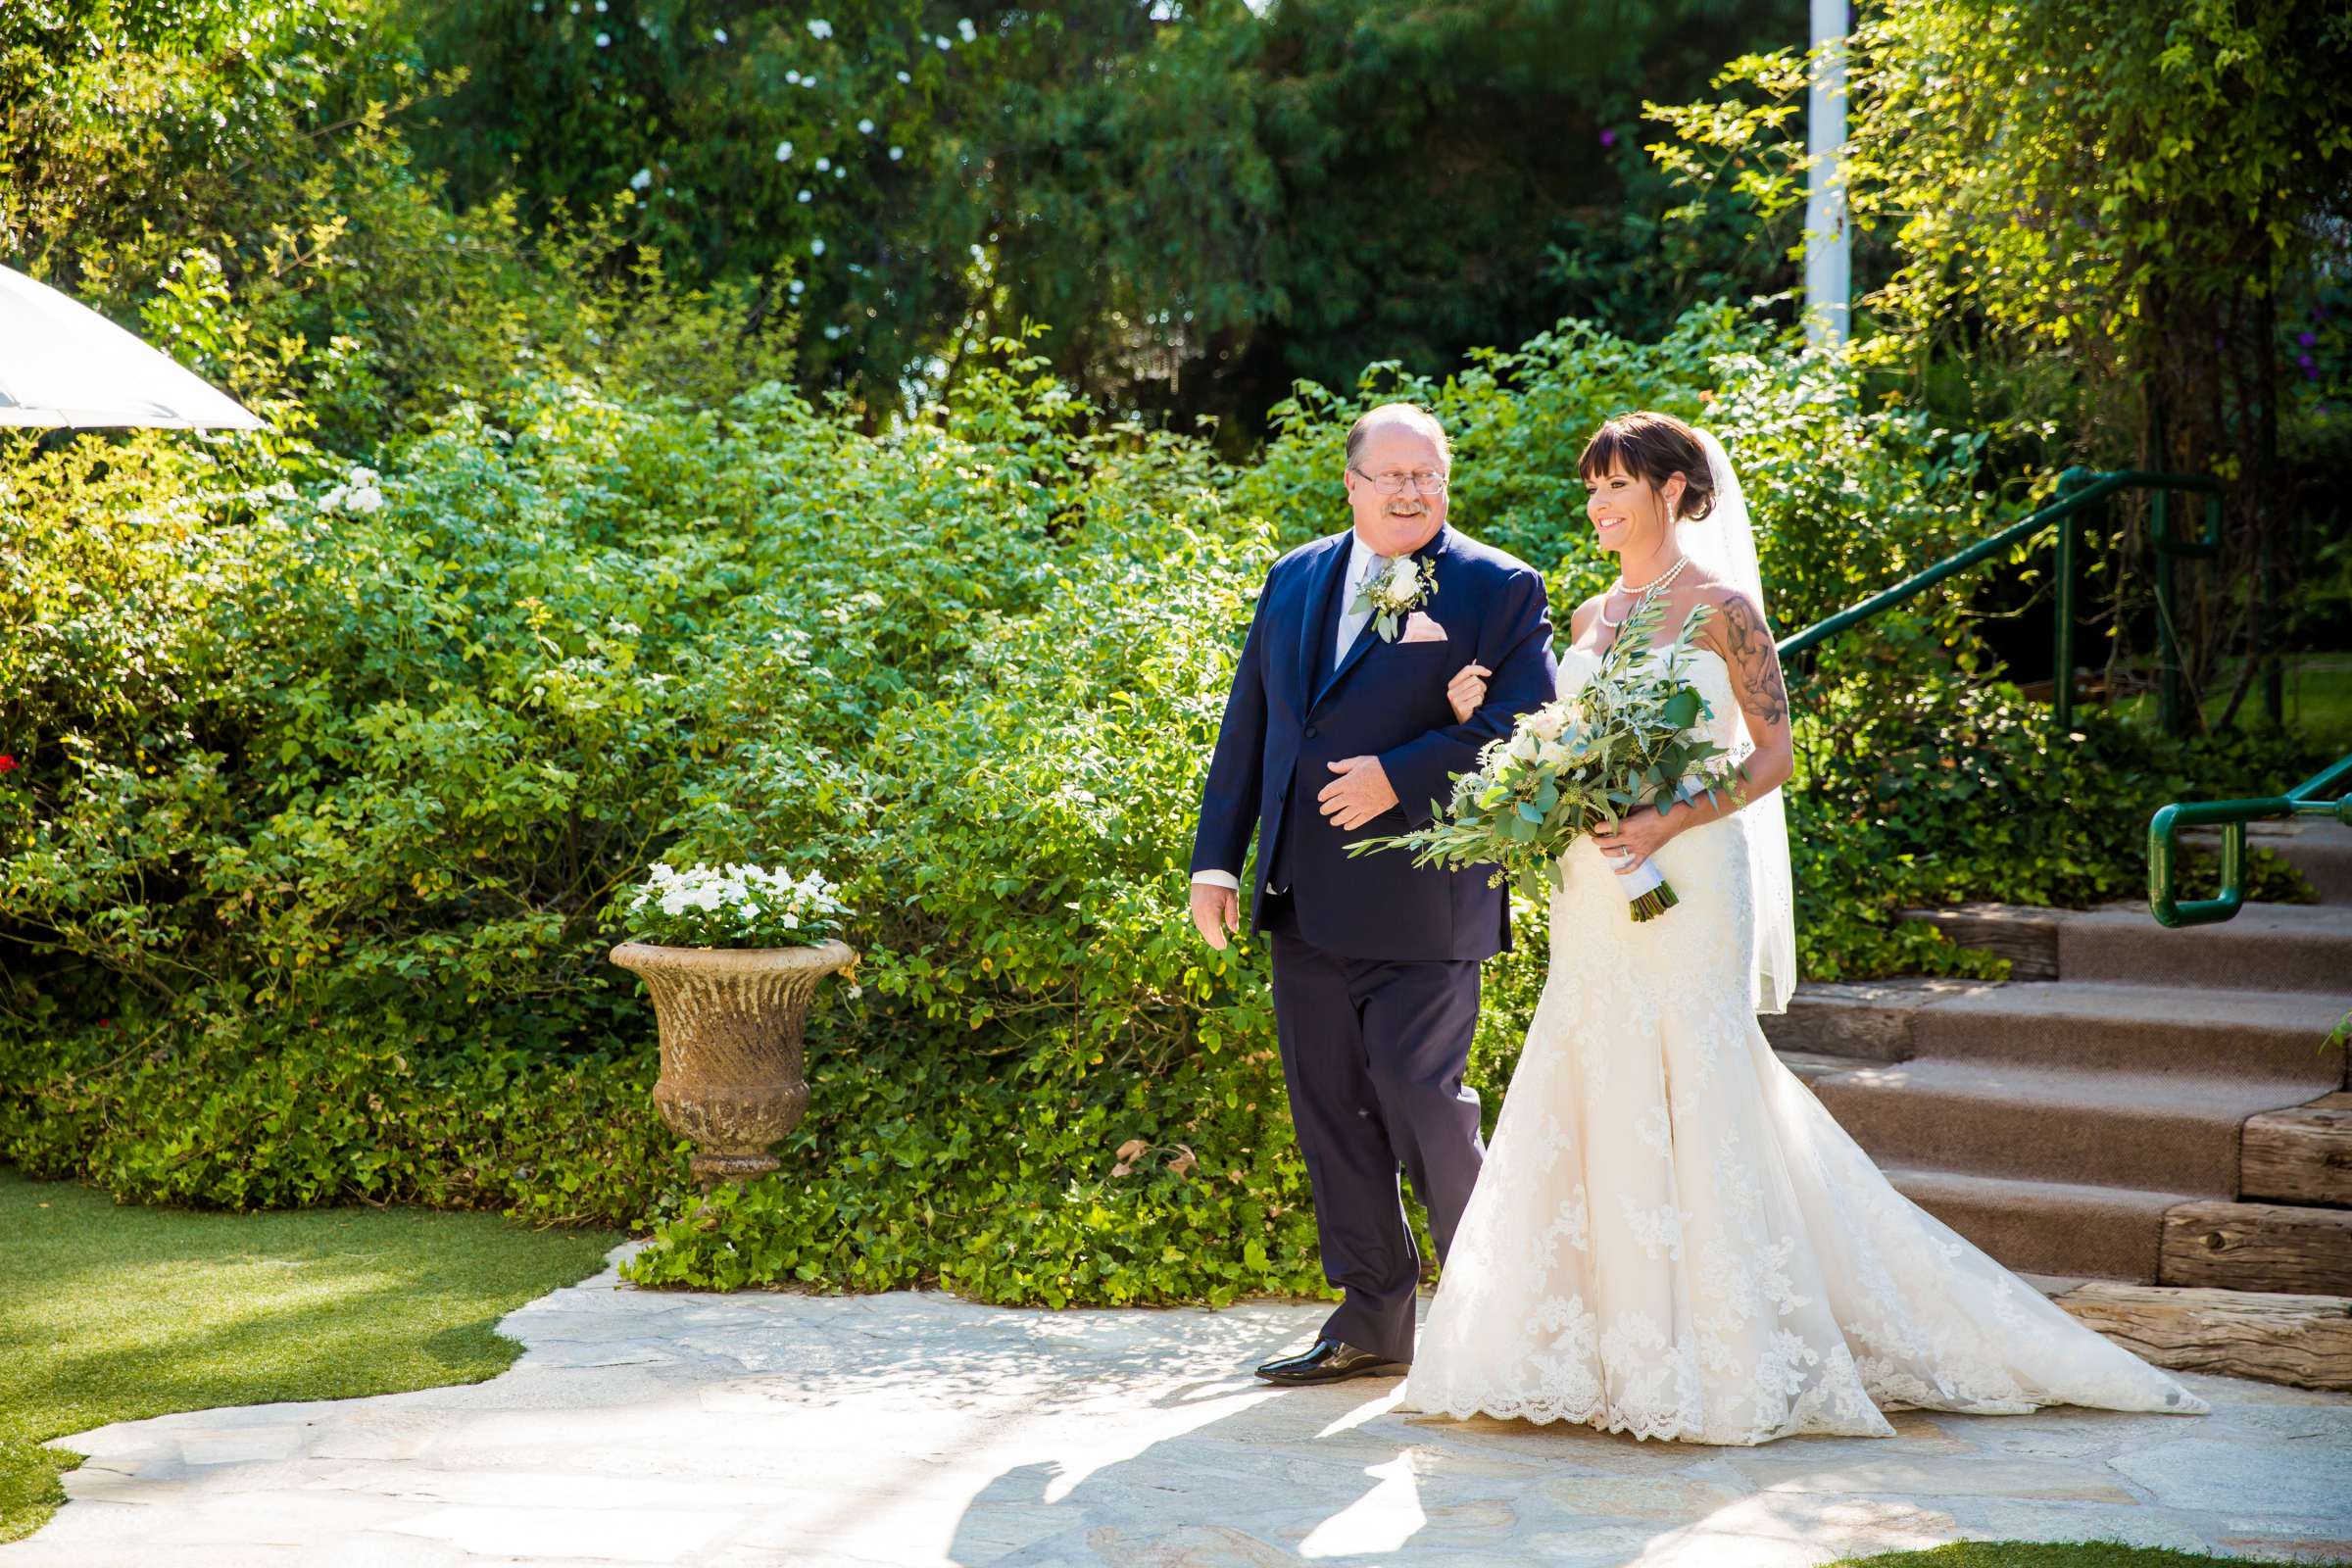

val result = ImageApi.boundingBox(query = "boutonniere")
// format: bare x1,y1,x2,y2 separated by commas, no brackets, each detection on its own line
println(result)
1352,554,1438,641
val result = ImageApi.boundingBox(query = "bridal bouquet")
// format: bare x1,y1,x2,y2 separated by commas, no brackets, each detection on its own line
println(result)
1348,597,1736,920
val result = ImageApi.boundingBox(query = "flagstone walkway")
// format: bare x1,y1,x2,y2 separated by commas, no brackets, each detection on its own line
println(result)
9,1245,2349,1567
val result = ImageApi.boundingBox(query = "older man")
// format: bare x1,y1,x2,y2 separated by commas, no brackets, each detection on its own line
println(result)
1190,403,1557,1383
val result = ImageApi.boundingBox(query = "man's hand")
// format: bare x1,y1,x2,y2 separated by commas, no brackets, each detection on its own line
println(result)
1318,756,1398,831
1189,882,1240,950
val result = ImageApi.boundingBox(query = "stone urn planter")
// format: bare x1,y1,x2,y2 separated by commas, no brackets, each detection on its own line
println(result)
610,939,858,1189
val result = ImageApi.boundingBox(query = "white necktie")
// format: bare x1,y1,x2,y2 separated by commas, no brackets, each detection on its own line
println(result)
1337,553,1391,663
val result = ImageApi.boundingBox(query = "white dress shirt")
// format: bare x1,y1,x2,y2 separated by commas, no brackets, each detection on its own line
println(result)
1194,533,1390,893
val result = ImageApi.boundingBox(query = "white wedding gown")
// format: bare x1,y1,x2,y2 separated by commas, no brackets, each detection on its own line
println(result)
1400,647,2207,1444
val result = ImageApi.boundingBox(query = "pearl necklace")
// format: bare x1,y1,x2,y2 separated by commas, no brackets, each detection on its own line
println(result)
1595,554,1691,630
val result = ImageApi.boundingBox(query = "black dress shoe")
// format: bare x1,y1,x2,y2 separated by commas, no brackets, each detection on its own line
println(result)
1254,1338,1410,1386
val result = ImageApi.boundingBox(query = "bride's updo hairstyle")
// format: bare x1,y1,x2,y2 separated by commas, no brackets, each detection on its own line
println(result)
1578,411,1717,522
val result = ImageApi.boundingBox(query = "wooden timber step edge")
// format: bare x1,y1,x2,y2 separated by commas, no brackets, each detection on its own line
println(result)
1896,904,2062,980
2158,1199,2352,1297
2243,1091,2352,1207
2045,1280,2352,1394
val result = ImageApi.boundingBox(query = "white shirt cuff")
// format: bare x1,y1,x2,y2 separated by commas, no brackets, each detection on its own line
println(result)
1190,870,1241,891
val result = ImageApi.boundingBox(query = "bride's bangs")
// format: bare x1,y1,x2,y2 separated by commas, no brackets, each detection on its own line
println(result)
1577,413,1715,520
1576,423,1635,487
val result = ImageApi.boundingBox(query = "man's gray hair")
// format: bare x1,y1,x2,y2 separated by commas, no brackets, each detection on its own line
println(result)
1344,403,1451,471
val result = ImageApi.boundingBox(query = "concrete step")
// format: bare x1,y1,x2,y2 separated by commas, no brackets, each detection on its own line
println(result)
1907,978,2352,1084
1883,1165,2188,1283
1805,1058,2310,1194
2058,902,2352,996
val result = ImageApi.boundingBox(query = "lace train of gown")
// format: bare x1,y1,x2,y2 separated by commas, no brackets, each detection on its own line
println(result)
1400,649,2206,1445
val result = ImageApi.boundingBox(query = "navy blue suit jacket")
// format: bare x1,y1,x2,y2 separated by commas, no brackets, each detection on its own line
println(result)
1191,523,1557,961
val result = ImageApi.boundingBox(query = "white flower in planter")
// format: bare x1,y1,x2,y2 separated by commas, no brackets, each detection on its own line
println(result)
625,860,851,948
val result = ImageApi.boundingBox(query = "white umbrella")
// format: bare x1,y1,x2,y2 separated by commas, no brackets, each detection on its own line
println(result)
0,263,266,430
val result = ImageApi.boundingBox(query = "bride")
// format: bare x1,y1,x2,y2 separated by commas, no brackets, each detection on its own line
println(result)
1398,411,2206,1444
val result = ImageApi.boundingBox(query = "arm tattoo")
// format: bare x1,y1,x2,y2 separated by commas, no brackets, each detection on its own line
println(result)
1716,593,1789,729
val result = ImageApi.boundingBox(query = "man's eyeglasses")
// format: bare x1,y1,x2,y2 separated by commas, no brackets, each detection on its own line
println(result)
1350,466,1450,495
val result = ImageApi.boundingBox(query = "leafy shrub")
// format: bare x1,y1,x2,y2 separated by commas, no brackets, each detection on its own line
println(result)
2,1007,672,1226
5,286,2319,1300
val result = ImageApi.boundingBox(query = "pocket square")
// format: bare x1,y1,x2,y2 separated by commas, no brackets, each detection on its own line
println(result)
1399,611,1446,644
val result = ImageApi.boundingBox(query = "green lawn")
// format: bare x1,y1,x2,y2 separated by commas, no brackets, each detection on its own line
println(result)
2113,652,2352,747
1835,1544,2293,1566
0,1167,619,1544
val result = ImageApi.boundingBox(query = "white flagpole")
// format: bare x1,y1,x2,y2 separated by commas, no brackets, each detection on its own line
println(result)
1803,0,1851,350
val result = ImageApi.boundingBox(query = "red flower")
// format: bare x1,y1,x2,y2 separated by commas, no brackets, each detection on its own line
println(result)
0,755,16,773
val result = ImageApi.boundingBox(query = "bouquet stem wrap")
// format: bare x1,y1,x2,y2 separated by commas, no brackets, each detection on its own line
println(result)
1609,855,1679,921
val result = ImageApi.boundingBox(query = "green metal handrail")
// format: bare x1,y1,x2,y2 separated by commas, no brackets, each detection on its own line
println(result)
2147,753,2352,927
1762,462,2334,932
1777,466,2224,731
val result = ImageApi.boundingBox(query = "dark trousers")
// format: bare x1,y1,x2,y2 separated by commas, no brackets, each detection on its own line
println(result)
1267,925,1486,1364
